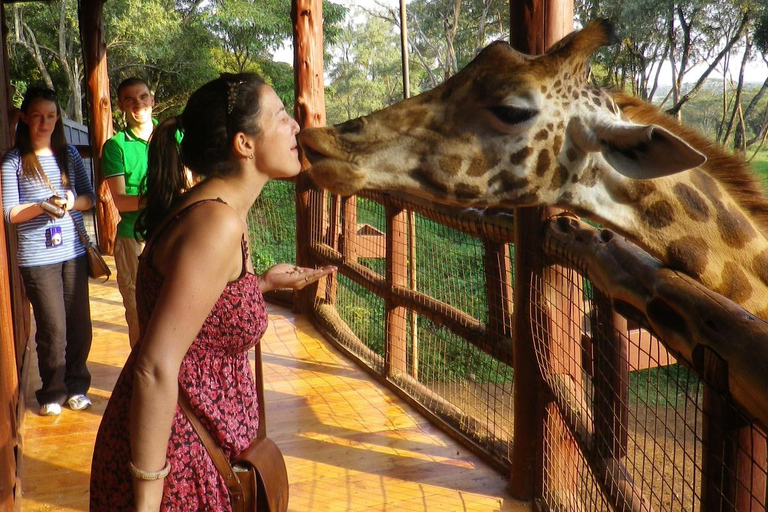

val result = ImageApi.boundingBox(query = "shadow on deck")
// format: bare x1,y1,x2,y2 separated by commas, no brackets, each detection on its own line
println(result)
19,256,529,511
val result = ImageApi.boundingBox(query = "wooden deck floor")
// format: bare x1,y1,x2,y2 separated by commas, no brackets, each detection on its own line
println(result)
19,256,529,511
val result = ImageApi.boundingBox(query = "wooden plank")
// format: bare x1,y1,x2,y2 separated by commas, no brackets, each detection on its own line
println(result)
20,256,530,511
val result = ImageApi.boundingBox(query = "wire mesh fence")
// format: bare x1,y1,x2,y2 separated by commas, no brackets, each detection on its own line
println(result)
538,229,768,512
248,181,768,510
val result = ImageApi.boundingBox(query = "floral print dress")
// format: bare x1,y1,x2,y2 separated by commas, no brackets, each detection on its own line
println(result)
90,199,269,511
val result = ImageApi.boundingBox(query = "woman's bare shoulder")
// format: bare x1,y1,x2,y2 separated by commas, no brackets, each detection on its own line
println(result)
151,200,245,278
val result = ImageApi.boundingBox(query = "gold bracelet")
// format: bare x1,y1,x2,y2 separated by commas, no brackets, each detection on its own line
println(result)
128,460,171,481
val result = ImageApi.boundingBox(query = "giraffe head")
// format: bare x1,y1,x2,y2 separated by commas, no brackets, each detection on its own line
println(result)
298,19,706,208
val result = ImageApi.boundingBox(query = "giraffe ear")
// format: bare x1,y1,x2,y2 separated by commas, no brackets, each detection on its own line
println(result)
570,117,707,179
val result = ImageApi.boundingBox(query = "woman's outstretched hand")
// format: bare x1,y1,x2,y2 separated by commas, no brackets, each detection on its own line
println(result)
260,263,337,292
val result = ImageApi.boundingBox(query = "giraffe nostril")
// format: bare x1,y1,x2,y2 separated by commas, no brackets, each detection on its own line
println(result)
555,216,572,231
600,230,614,242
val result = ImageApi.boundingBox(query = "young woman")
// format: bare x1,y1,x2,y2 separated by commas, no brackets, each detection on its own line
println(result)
1,87,95,416
90,73,335,511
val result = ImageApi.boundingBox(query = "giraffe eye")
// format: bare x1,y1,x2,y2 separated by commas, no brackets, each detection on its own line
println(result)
488,106,538,125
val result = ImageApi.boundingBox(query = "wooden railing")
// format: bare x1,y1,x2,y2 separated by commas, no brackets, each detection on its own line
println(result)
291,185,768,510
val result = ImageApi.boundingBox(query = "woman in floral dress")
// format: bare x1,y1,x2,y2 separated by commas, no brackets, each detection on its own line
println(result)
90,73,335,511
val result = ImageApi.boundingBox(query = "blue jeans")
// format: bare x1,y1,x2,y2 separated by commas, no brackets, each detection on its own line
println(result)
21,255,92,406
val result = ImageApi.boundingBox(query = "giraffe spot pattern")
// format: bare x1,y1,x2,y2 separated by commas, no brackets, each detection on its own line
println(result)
666,236,709,276
489,172,528,193
535,149,551,177
642,200,675,229
454,182,482,199
752,250,768,288
691,170,722,201
609,180,657,204
509,146,533,165
673,183,710,222
439,156,462,176
574,164,601,188
553,135,563,156
534,129,549,141
549,163,569,191
715,204,756,248
467,154,488,177
409,168,450,196
716,262,753,304
566,148,578,163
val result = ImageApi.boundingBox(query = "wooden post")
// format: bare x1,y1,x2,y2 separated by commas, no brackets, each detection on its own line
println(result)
698,345,767,511
78,0,116,254
484,240,513,343
385,203,408,377
0,8,20,510
292,0,326,313
509,0,572,501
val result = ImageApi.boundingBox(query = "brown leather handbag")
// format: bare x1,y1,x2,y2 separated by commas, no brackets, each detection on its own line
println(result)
178,341,288,512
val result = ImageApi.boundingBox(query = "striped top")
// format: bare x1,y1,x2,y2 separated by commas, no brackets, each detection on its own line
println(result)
1,145,96,268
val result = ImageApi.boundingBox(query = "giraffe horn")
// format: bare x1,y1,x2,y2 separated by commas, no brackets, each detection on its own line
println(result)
542,19,619,62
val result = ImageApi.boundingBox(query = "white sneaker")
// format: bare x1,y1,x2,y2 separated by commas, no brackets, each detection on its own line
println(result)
67,394,92,411
40,403,62,416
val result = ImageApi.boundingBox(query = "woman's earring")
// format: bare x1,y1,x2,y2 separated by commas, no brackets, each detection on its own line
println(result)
249,154,254,159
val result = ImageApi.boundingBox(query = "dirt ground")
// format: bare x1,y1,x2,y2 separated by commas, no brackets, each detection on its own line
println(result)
433,380,710,511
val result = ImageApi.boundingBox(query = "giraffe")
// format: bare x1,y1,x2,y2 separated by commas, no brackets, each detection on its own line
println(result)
297,19,768,320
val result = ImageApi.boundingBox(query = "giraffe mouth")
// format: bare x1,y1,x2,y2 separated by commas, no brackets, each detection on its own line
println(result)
299,129,369,196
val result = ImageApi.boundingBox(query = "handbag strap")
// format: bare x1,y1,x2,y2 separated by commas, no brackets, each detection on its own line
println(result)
178,388,246,508
68,211,90,245
177,342,268,505
254,340,267,439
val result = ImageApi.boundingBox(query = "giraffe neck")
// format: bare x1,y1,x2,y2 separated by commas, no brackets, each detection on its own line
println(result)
559,168,768,319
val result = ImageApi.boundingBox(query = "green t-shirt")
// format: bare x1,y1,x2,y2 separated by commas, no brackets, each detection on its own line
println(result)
101,123,155,238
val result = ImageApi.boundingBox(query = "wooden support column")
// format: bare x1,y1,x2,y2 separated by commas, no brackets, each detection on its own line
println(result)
698,345,767,511
510,206,548,501
0,8,19,510
385,203,408,377
78,0,116,254
292,0,326,313
484,240,513,344
509,0,572,501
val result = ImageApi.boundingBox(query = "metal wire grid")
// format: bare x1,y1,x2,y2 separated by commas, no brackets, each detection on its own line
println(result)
402,315,515,463
335,273,387,358
245,184,768,508
530,252,768,511
248,179,297,274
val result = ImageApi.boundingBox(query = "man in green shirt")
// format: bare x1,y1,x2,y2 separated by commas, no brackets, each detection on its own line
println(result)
101,77,155,347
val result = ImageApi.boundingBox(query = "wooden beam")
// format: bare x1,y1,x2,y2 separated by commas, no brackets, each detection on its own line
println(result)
508,0,572,500
292,0,325,314
78,0,117,254
0,6,19,511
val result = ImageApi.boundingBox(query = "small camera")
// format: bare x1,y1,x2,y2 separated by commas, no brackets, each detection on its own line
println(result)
40,196,65,218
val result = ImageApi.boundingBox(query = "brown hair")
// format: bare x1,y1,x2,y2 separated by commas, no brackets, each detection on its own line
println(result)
136,72,267,240
16,87,69,188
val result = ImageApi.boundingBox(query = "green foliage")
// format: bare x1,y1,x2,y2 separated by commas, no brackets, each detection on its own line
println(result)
751,150,768,183
104,0,215,121
6,0,84,118
406,0,510,86
629,364,700,408
248,180,296,275
325,14,417,124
